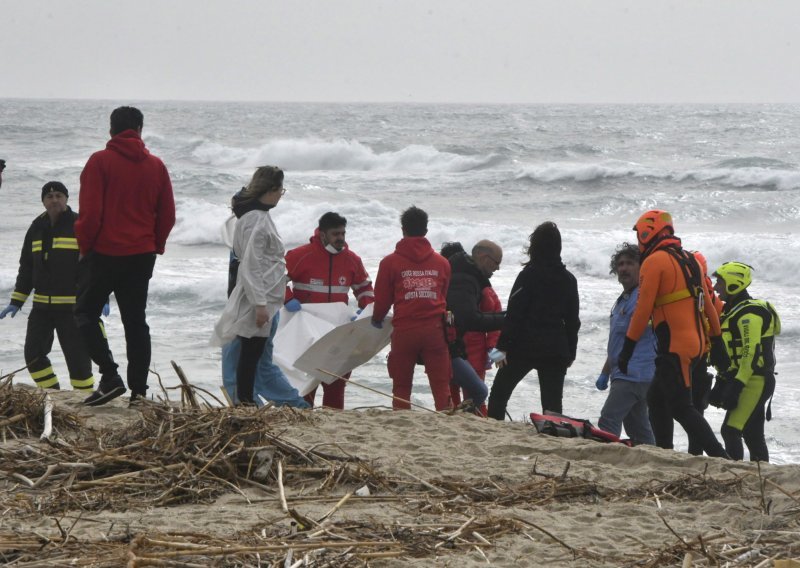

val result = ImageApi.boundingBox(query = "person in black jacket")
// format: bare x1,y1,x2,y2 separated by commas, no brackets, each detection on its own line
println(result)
487,222,580,420
444,241,506,413
0,182,95,391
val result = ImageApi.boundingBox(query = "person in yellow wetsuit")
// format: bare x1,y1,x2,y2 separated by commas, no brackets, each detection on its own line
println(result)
618,210,728,457
709,262,779,462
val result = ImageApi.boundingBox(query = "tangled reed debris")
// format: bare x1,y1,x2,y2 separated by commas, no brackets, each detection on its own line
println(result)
2,381,799,566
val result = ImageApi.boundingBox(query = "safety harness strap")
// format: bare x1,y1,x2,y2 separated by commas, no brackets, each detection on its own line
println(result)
654,288,691,307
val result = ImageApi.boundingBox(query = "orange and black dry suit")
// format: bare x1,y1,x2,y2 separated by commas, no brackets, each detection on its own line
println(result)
687,270,725,455
622,237,727,457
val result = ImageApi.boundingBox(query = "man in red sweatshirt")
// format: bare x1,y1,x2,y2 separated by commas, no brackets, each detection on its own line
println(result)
372,206,452,411
284,211,374,409
74,106,176,407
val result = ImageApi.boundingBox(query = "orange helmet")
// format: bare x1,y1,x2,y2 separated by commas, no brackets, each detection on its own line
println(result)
633,210,673,250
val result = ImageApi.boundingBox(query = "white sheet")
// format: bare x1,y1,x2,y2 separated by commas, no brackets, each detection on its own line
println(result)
272,303,392,396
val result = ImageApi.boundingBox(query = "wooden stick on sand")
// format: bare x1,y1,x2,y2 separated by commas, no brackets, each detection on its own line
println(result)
316,368,437,414
171,360,199,408
40,393,54,441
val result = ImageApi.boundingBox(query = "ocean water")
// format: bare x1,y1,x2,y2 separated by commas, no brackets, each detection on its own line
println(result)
1,100,799,463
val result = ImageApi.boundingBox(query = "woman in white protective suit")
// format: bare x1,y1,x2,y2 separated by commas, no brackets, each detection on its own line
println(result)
212,166,287,404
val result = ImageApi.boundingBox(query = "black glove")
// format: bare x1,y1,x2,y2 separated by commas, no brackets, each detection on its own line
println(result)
709,335,730,373
617,337,637,375
708,376,727,408
721,379,744,411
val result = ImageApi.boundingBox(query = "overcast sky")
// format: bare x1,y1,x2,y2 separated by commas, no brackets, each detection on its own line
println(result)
2,0,799,104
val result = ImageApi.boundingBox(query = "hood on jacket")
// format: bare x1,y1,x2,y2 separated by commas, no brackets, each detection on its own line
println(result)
394,237,434,263
106,130,150,162
231,187,274,219
449,251,489,287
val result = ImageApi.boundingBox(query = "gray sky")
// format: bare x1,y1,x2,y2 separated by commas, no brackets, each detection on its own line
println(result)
2,0,799,103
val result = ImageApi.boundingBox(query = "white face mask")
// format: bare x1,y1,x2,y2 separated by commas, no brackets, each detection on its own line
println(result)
325,243,342,255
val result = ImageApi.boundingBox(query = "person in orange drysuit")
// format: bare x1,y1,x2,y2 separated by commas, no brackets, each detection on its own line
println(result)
618,210,729,458
686,250,725,455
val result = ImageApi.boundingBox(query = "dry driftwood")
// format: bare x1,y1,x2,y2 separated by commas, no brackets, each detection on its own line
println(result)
2,382,799,567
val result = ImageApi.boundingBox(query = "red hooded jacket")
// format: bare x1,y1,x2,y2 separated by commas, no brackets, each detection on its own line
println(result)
75,130,175,256
463,285,502,370
372,237,450,330
284,230,374,308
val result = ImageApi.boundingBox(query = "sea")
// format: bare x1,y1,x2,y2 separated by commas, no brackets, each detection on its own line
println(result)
1,99,798,463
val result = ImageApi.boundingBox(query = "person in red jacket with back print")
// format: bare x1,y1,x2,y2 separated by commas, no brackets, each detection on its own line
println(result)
284,211,374,409
372,206,452,411
74,106,176,408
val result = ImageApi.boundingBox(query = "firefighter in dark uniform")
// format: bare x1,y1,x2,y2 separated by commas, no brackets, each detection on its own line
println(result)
0,182,95,391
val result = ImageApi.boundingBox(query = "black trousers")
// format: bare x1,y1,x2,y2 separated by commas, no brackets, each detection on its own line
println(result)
687,357,713,455
721,373,775,462
487,353,566,420
75,252,155,395
24,308,94,390
647,353,727,458
237,335,268,404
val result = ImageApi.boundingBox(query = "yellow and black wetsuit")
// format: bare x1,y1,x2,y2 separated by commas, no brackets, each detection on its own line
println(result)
718,293,780,462
10,208,95,390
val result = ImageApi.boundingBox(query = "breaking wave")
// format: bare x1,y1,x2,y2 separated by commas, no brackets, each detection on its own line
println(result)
190,138,500,173
517,159,800,190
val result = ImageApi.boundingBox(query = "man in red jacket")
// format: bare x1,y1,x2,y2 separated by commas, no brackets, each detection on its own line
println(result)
372,206,452,411
284,212,374,409
74,106,176,407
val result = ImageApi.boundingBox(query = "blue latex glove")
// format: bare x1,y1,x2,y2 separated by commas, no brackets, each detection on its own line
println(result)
285,299,302,312
488,348,506,364
370,319,383,329
485,353,493,370
350,308,364,322
596,372,610,391
0,305,20,319
102,303,111,317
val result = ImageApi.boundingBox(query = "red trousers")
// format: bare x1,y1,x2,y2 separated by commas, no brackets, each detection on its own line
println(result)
388,323,452,411
304,375,347,409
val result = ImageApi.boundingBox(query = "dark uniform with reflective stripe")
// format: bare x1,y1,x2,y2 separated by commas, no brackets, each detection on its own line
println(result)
10,207,95,390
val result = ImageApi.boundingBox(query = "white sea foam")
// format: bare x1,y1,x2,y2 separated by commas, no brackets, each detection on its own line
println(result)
516,161,649,183
516,160,800,190
191,138,498,172
169,199,232,246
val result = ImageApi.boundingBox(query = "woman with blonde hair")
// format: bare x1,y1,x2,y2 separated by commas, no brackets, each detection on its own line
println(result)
212,166,288,404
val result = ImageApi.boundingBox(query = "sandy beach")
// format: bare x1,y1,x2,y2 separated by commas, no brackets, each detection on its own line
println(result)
2,381,799,567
